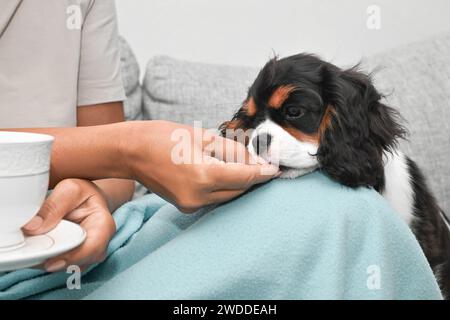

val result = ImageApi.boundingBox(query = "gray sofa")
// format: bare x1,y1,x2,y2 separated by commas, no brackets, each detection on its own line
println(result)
119,33,450,215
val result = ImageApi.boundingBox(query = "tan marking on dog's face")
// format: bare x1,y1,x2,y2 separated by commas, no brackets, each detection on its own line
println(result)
222,119,251,146
268,85,296,109
246,97,257,116
283,126,319,144
282,105,335,144
222,119,243,130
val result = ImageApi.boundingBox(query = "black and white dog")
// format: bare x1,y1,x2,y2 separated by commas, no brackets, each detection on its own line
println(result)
220,53,450,298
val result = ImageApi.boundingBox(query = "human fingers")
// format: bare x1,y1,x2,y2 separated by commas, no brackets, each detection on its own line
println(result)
23,179,89,235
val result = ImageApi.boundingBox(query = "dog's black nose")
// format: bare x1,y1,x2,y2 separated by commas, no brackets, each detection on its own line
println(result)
252,133,272,155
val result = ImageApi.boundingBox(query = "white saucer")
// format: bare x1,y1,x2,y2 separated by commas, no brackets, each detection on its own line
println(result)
0,220,86,272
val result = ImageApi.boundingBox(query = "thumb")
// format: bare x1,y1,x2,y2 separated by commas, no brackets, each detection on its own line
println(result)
23,179,88,235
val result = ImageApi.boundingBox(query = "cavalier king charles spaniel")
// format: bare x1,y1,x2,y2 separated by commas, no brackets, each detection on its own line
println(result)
220,53,450,298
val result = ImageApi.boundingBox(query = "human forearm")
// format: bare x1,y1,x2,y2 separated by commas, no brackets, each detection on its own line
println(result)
76,101,135,212
0,123,132,187
93,178,135,212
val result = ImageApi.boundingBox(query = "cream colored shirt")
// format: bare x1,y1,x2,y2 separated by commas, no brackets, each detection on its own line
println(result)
0,0,125,128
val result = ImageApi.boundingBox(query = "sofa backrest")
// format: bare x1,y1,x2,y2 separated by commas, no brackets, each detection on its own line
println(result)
365,32,450,216
119,37,143,121
142,56,258,129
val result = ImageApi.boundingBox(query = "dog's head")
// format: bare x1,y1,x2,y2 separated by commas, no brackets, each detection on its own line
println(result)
220,54,406,190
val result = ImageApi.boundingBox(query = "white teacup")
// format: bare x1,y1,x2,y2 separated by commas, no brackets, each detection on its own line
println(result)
0,132,54,251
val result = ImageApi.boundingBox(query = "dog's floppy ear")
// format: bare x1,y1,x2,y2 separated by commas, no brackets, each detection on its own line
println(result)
317,67,406,190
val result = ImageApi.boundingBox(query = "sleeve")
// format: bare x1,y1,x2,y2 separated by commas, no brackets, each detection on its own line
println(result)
77,0,126,107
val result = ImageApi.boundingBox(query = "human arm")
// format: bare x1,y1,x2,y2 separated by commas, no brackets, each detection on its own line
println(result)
5,120,278,212
77,101,135,212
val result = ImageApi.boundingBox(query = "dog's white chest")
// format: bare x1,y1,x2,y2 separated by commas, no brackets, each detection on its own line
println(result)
382,151,415,225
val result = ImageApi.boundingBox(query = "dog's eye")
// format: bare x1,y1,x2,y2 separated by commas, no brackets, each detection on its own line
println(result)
285,106,304,119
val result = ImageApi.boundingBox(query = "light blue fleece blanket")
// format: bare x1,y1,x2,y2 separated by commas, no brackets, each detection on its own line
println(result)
0,172,443,300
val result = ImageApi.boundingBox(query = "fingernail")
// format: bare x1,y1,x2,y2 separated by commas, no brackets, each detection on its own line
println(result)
45,260,66,272
23,216,43,231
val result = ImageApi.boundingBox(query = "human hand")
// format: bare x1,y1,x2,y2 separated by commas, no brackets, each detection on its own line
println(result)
23,179,116,272
121,121,279,213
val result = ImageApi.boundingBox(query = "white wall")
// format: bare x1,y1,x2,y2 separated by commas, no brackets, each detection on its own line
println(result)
116,0,450,71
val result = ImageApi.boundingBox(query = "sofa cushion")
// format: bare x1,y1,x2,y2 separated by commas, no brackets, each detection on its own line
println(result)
143,56,258,129
364,32,450,215
119,37,142,120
